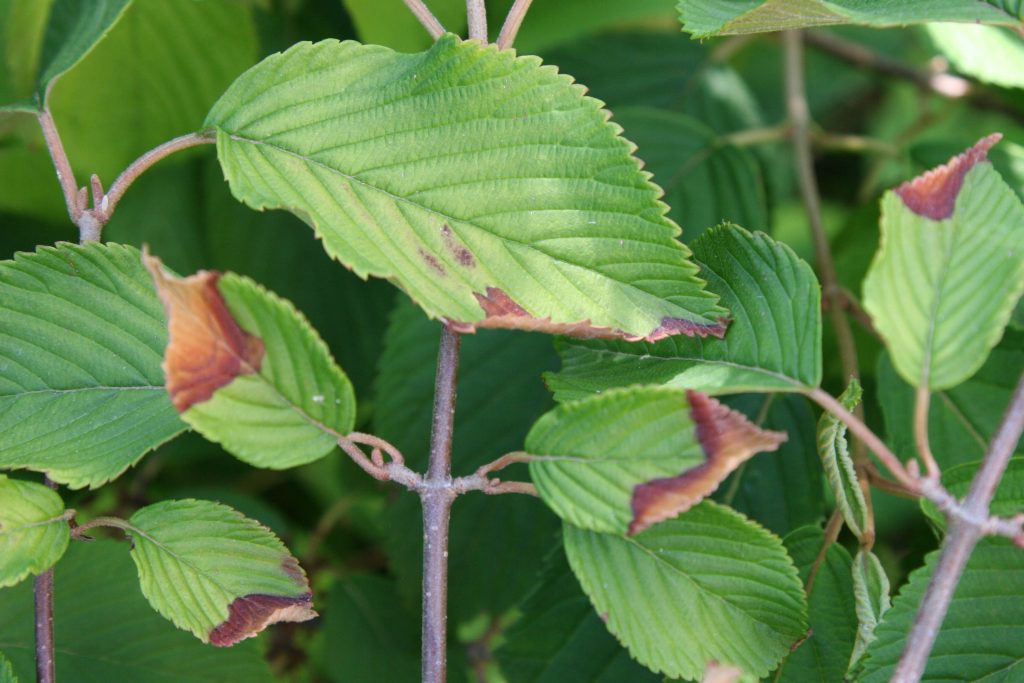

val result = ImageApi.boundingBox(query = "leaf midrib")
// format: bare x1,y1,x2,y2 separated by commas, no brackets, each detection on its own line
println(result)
0,386,165,400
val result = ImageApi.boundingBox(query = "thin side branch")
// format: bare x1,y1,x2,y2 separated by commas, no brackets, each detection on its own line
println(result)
466,0,487,42
35,475,59,683
496,0,533,49
403,0,446,39
914,387,941,479
36,110,80,223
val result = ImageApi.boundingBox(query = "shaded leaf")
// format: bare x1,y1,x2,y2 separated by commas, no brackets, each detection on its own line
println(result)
0,475,69,588
0,540,274,682
207,35,727,341
863,135,1024,390
776,526,857,683
510,0,678,54
861,539,1024,681
678,0,1023,38
125,499,315,646
878,333,1024,470
495,548,659,683
563,502,807,679
0,242,185,489
375,300,560,626
921,457,1024,530
849,549,891,675
340,0,465,53
548,225,821,401
144,254,356,469
924,23,1024,89
818,380,870,541
322,575,421,683
527,386,786,535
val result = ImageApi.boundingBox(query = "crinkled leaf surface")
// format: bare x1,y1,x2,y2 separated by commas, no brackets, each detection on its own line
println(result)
849,549,891,675
0,540,273,682
125,499,315,646
495,548,659,683
548,225,820,401
863,135,1024,391
877,331,1024,469
0,475,69,588
145,255,356,469
206,35,727,341
861,539,1024,681
678,0,1023,38
776,526,857,683
527,386,786,535
818,380,870,541
922,457,1024,529
0,242,185,489
563,502,806,679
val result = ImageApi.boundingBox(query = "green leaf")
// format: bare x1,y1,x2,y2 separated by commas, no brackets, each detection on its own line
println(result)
0,0,51,108
375,299,560,626
863,136,1024,391
0,242,185,489
922,457,1024,530
322,574,421,683
877,331,1024,469
527,385,786,535
495,548,660,683
340,0,465,53
511,0,678,54
717,394,825,537
0,652,16,683
563,502,807,679
848,549,891,675
206,35,728,342
818,380,870,541
615,107,767,240
924,23,1024,89
124,499,315,645
145,254,356,469
861,539,1024,681
548,224,821,401
32,0,132,106
776,526,857,683
0,540,274,682
678,0,1023,38
0,475,69,588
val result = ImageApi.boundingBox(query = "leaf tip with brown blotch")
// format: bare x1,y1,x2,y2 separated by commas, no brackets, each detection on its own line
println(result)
895,133,1001,220
208,593,317,647
142,249,265,412
628,391,786,536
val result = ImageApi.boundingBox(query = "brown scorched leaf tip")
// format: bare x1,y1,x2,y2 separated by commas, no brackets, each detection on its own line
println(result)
142,249,265,412
208,593,317,647
452,287,728,341
628,390,786,536
895,133,1001,220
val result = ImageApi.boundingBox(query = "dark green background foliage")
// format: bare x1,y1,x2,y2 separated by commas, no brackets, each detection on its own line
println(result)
1,0,1023,681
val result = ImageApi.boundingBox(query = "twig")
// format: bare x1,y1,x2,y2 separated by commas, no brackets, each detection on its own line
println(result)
475,451,534,476
422,325,461,683
805,509,844,595
893,373,1024,681
403,0,446,39
466,0,487,42
496,0,533,49
36,109,80,224
914,387,941,479
35,476,58,683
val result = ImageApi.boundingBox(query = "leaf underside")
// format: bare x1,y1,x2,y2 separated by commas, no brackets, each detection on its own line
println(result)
0,475,69,588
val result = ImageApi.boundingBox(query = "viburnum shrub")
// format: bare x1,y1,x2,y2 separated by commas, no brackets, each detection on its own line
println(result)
1,1,1023,682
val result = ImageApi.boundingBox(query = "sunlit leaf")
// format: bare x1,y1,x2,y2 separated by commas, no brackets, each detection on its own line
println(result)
124,499,315,645
0,242,185,489
0,475,69,588
144,253,356,469
527,386,786,535
207,35,727,342
548,225,820,401
563,502,807,679
924,23,1024,89
864,135,1024,390
0,652,15,683
818,380,870,541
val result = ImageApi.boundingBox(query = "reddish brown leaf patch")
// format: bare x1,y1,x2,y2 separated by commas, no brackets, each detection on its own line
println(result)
208,593,317,647
441,223,475,268
895,134,1001,220
452,287,729,342
628,391,786,535
143,251,265,412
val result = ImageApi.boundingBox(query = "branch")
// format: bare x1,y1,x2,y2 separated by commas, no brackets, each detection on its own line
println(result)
466,0,487,42
34,476,58,683
403,0,446,39
36,109,81,224
496,0,533,49
894,372,1024,680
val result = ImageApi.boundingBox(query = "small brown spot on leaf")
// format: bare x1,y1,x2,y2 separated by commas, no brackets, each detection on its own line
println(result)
143,250,265,412
208,593,317,647
628,391,786,535
441,223,475,268
895,134,1000,220
458,287,730,342
418,248,446,276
